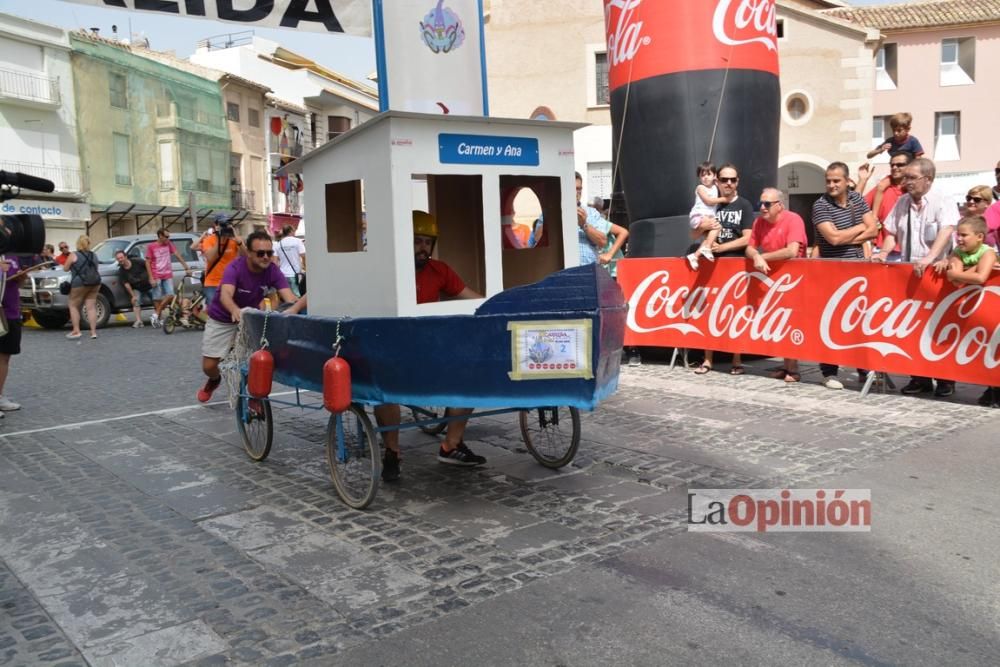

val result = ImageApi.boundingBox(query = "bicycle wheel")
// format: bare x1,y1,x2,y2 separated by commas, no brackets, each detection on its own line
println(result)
325,405,380,509
410,406,446,435
519,407,581,469
162,314,175,335
236,378,273,461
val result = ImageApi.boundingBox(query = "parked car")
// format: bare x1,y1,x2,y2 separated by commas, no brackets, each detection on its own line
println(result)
21,233,205,329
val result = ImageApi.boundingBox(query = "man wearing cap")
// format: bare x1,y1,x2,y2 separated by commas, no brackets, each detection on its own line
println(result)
375,211,483,482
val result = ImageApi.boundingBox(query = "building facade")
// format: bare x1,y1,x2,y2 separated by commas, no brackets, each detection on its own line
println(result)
0,14,88,247
129,44,273,231
191,34,379,234
824,0,1000,199
71,30,232,240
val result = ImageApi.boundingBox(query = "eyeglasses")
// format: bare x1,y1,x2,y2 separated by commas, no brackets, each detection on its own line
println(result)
255,250,275,258
966,196,986,204
718,176,738,184
889,162,907,168
901,174,925,182
757,200,780,209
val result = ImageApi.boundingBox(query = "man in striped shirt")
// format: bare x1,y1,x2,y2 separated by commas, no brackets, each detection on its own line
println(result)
811,162,878,389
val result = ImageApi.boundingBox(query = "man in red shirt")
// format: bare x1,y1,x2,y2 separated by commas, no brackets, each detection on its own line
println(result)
864,151,912,254
376,211,482,482
746,188,808,382
54,242,71,266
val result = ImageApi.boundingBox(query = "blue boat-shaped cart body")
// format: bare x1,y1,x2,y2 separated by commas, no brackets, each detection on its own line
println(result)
241,264,626,410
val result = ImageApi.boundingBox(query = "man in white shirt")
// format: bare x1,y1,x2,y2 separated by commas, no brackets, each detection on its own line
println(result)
275,225,307,296
875,157,958,397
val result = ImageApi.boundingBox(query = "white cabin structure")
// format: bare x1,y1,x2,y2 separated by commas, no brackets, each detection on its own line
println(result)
283,111,586,318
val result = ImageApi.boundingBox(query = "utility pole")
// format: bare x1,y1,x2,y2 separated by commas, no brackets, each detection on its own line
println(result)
189,190,197,233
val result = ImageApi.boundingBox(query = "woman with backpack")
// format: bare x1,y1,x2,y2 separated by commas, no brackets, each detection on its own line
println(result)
63,235,102,340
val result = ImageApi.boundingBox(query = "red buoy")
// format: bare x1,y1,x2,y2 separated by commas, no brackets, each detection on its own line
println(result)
323,357,351,413
248,349,274,398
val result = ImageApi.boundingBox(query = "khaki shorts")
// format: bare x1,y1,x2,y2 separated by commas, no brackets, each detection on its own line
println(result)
202,317,238,359
69,284,100,307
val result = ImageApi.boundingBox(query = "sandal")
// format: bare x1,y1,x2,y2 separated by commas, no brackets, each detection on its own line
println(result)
694,364,712,375
771,369,788,380
784,372,801,383
730,365,745,375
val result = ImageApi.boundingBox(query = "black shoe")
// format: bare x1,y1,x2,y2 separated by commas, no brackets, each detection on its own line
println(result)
977,387,999,407
381,449,401,482
901,380,933,395
933,382,955,398
437,441,486,467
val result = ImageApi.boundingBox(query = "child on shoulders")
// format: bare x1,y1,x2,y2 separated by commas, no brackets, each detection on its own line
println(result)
867,112,924,159
687,162,733,270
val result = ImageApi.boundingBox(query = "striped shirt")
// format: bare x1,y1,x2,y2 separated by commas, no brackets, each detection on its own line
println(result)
811,191,871,259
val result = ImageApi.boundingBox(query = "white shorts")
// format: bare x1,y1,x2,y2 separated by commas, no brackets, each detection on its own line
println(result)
202,317,238,359
690,212,714,229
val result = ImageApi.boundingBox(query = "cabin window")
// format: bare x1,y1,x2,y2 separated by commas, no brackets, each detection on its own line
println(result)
324,179,366,252
499,175,564,290
411,174,485,300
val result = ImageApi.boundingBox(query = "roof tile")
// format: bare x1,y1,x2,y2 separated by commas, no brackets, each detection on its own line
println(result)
823,0,1000,31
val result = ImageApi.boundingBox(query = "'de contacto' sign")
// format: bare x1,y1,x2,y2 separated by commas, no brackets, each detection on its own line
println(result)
438,134,540,166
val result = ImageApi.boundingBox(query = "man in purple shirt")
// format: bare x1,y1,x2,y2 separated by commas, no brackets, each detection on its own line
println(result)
198,231,297,403
0,255,25,414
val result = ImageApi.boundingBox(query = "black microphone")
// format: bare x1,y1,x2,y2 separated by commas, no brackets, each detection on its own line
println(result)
0,170,55,193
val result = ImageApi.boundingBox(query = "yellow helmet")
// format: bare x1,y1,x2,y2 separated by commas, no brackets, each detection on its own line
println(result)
412,210,439,238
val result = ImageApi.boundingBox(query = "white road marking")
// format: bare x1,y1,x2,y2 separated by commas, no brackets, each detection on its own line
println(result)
0,390,307,439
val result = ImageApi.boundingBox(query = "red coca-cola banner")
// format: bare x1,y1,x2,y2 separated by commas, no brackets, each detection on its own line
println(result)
618,258,1000,386
604,0,780,92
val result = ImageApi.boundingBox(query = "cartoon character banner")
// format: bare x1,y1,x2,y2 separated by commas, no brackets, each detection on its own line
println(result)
60,0,372,35
618,258,1000,386
376,0,487,115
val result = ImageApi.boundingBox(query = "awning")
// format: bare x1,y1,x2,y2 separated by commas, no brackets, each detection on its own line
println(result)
88,201,251,239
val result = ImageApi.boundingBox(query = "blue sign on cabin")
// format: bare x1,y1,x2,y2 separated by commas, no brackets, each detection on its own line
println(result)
438,133,540,166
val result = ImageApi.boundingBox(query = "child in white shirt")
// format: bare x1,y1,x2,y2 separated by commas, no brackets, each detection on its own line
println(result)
687,162,731,270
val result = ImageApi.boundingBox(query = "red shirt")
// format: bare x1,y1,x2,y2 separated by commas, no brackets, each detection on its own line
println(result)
54,253,70,266
864,178,905,246
749,210,807,257
415,259,465,304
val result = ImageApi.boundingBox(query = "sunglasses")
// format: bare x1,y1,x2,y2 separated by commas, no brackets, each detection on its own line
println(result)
255,250,275,258
757,200,780,209
718,176,738,184
889,162,907,168
966,196,986,204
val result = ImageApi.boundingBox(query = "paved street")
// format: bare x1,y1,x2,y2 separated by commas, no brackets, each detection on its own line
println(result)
1,321,998,666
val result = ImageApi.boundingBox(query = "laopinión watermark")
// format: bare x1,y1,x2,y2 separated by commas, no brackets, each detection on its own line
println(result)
687,489,871,532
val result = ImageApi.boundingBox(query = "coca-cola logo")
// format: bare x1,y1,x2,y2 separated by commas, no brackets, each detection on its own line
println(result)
605,0,652,67
627,270,800,343
819,278,1000,368
713,0,778,52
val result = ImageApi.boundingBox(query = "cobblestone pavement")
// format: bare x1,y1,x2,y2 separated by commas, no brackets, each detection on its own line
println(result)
1,326,996,665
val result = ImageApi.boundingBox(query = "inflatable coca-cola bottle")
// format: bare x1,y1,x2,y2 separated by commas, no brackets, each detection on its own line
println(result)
604,0,780,256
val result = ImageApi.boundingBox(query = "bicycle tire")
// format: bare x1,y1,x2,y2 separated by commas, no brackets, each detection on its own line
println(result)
519,407,581,469
236,378,273,461
162,315,175,334
325,405,380,509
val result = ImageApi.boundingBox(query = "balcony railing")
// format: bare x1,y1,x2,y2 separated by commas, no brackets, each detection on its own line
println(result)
155,102,226,131
0,160,85,193
231,189,255,211
0,67,60,106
